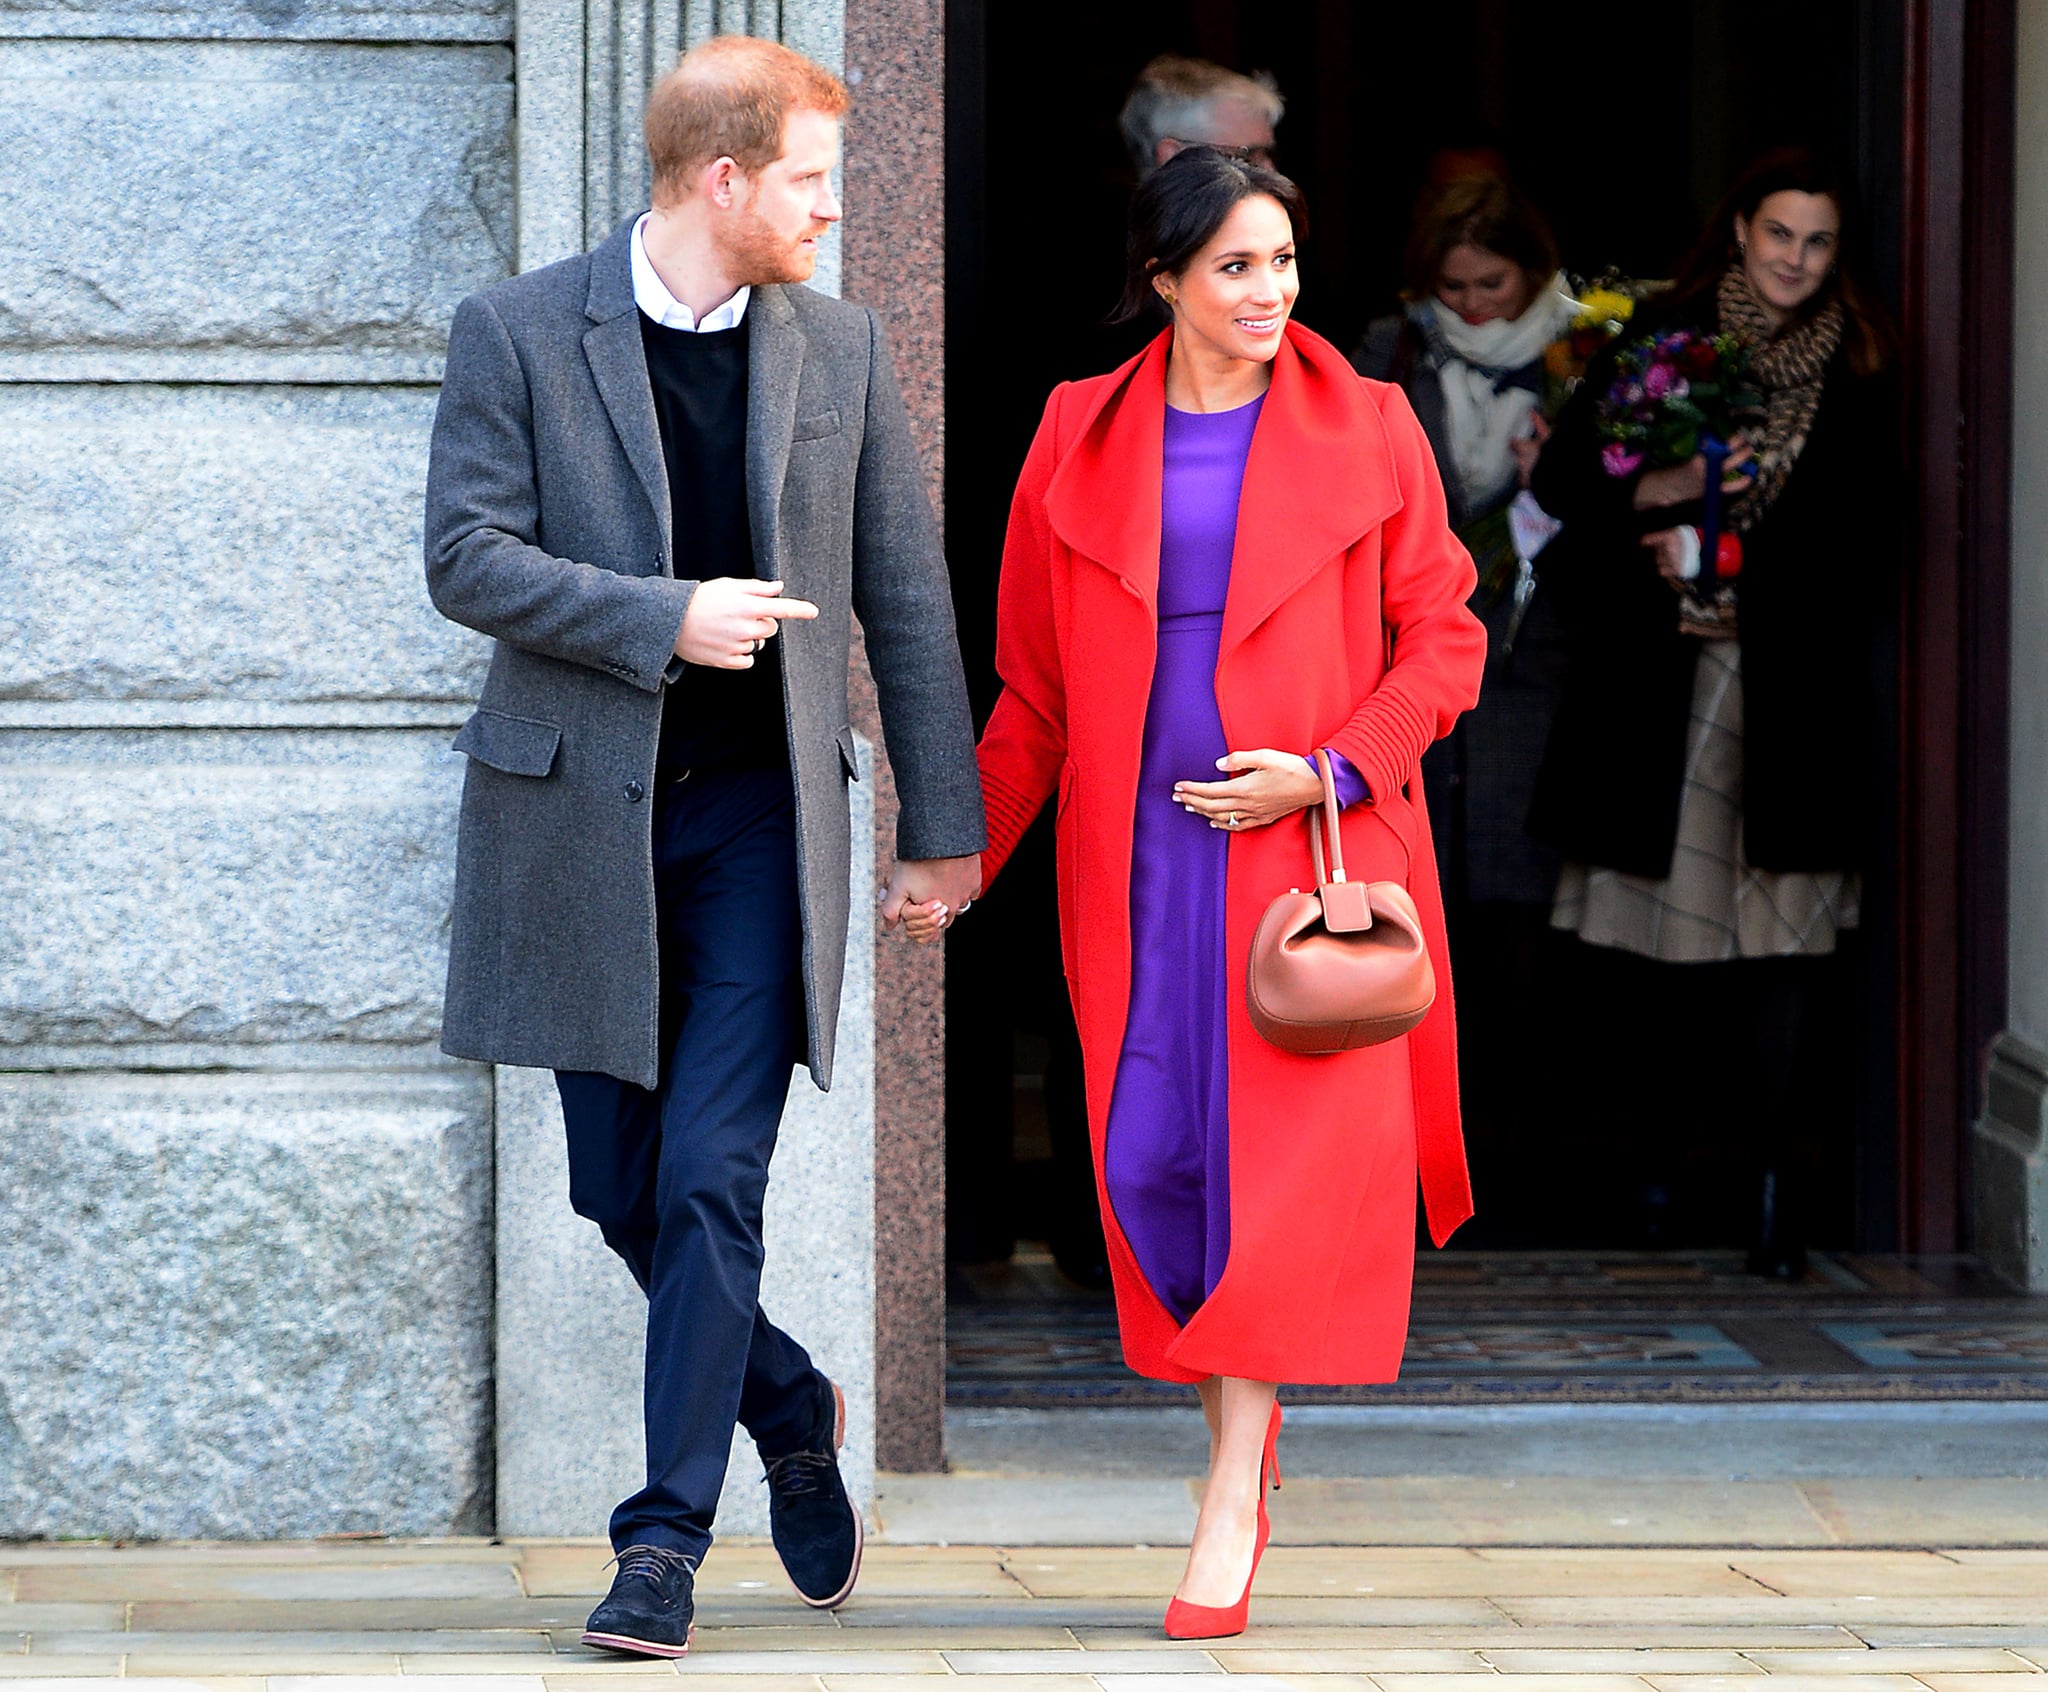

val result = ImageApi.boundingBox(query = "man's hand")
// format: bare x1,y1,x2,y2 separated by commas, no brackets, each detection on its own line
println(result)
676,578,819,669
881,855,982,943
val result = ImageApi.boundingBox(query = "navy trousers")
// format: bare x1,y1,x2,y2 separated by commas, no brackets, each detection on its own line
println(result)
556,766,821,1559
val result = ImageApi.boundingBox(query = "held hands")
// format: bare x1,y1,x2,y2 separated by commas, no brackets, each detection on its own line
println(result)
884,855,982,948
676,578,819,669
1174,749,1323,832
1632,438,1756,510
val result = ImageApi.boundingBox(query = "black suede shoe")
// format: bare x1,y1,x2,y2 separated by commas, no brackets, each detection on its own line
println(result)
765,1374,863,1609
581,1544,696,1657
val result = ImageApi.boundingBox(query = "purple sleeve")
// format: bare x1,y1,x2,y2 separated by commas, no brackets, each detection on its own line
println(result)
1302,749,1373,808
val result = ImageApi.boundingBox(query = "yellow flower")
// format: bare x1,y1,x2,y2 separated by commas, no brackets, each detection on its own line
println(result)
1572,288,1636,332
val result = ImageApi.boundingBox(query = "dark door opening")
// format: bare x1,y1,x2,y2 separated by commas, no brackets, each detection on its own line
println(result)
940,1,1917,1314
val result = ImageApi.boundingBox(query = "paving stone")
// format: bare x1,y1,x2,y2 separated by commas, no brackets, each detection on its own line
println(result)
1796,1483,2048,1546
1727,1553,2048,1597
0,1612,120,1631
18,1567,520,1604
1369,1677,1653,1691
1478,1650,1766,1674
1209,1650,1491,1672
1264,1479,1836,1548
876,1480,1197,1547
814,1681,1091,1692
1742,1650,2044,1673
1643,1679,1929,1692
941,1651,1222,1674
1498,1598,2048,1626
619,1655,942,1675
41,1633,545,1657
0,1665,126,1679
270,1680,544,1692
1917,1677,2048,1689
130,1601,599,1634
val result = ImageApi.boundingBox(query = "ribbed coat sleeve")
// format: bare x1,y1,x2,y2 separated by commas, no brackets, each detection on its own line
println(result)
1326,385,1487,803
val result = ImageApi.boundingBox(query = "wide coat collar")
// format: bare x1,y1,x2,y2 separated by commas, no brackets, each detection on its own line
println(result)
580,213,806,582
1042,321,1406,662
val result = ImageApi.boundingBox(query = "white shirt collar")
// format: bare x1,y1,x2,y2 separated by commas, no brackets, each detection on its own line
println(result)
630,213,750,332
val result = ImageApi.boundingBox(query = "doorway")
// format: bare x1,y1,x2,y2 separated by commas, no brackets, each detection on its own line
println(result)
936,0,2008,1400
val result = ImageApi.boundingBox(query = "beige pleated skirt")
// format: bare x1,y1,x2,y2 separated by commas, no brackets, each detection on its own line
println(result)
1551,641,1859,963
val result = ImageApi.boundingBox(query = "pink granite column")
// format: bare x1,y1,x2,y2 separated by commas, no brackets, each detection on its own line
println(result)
842,0,948,1473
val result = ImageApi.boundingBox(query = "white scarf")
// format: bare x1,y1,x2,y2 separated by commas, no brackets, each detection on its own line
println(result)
1420,273,1578,511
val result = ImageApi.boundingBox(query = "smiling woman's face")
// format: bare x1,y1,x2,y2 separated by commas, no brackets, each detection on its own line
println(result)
1153,193,1299,367
1735,190,1841,323
1434,242,1534,327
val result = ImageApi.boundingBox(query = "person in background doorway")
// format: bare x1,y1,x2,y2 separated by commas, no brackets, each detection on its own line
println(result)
1118,53,1281,177
1354,174,1580,1239
913,147,1484,1636
1529,147,1899,1276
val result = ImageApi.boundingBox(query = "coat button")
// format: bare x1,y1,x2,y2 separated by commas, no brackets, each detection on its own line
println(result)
624,780,645,802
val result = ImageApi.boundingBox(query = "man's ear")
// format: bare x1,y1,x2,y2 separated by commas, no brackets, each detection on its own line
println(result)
701,155,740,209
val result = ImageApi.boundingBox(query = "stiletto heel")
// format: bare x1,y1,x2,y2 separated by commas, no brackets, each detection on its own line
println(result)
1163,1402,1282,1640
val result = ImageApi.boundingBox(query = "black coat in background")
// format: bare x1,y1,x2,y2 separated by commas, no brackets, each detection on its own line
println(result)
1527,309,1901,880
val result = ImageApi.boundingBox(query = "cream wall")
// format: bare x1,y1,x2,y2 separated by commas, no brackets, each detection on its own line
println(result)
1974,0,2048,1287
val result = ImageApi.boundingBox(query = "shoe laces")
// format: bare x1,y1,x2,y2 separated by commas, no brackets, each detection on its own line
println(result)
607,1544,696,1589
763,1449,835,1500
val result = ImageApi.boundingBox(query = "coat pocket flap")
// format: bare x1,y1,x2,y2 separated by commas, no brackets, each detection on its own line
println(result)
453,709,561,777
836,724,863,781
792,407,842,443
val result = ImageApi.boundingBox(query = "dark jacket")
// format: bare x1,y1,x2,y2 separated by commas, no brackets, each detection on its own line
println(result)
1356,310,1568,907
1526,300,1900,878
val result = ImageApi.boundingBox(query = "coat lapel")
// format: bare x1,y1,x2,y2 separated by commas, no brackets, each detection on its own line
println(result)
1218,324,1406,665
745,285,804,589
1043,333,1169,611
583,217,672,563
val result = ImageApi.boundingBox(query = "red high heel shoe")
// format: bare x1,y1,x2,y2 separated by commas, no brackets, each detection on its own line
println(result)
1163,1402,1282,1640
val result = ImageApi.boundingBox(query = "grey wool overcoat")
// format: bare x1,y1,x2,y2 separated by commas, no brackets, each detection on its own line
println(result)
423,215,986,1091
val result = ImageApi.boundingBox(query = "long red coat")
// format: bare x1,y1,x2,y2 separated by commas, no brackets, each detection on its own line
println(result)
975,323,1487,1384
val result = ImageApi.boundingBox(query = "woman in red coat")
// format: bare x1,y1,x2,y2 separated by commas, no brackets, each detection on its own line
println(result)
910,149,1484,1633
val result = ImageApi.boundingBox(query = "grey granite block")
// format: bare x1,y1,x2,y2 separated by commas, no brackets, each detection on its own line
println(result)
0,728,461,1048
0,42,511,377
0,385,484,705
0,0,510,40
495,738,877,1540
0,1068,493,1539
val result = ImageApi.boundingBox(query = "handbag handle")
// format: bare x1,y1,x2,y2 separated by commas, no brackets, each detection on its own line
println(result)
1307,748,1347,886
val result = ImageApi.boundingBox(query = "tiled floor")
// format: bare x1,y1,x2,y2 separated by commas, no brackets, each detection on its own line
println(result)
2,1537,2046,1688
947,1255,2048,1407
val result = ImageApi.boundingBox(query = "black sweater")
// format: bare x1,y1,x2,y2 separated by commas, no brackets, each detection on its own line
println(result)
642,314,788,781
1526,302,1901,878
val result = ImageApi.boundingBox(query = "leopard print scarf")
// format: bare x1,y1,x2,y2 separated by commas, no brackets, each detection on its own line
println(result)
1715,264,1844,534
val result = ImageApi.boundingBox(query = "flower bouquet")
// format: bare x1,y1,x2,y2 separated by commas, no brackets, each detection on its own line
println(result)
1596,328,1761,635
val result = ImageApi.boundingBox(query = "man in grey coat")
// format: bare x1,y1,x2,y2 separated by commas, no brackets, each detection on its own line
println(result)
423,35,984,1655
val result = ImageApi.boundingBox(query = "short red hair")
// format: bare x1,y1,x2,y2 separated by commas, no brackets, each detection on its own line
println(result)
645,35,849,205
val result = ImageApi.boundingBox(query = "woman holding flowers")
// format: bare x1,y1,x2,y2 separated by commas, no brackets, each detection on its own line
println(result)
1528,148,1898,1274
1355,173,1584,1238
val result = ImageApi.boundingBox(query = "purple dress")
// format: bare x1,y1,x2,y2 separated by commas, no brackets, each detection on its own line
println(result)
1100,396,1264,1324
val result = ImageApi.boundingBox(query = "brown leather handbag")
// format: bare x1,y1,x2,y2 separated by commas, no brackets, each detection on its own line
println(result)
1246,751,1435,1054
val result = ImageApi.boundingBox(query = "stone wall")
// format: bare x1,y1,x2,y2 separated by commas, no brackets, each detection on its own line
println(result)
0,0,508,1536
0,0,875,1538
1977,0,2048,1290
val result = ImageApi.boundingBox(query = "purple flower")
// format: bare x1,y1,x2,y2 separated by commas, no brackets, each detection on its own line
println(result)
1602,443,1645,476
1643,361,1675,400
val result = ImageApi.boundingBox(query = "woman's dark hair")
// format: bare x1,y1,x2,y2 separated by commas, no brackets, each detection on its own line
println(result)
1669,145,1895,376
1113,144,1309,325
1400,173,1558,302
